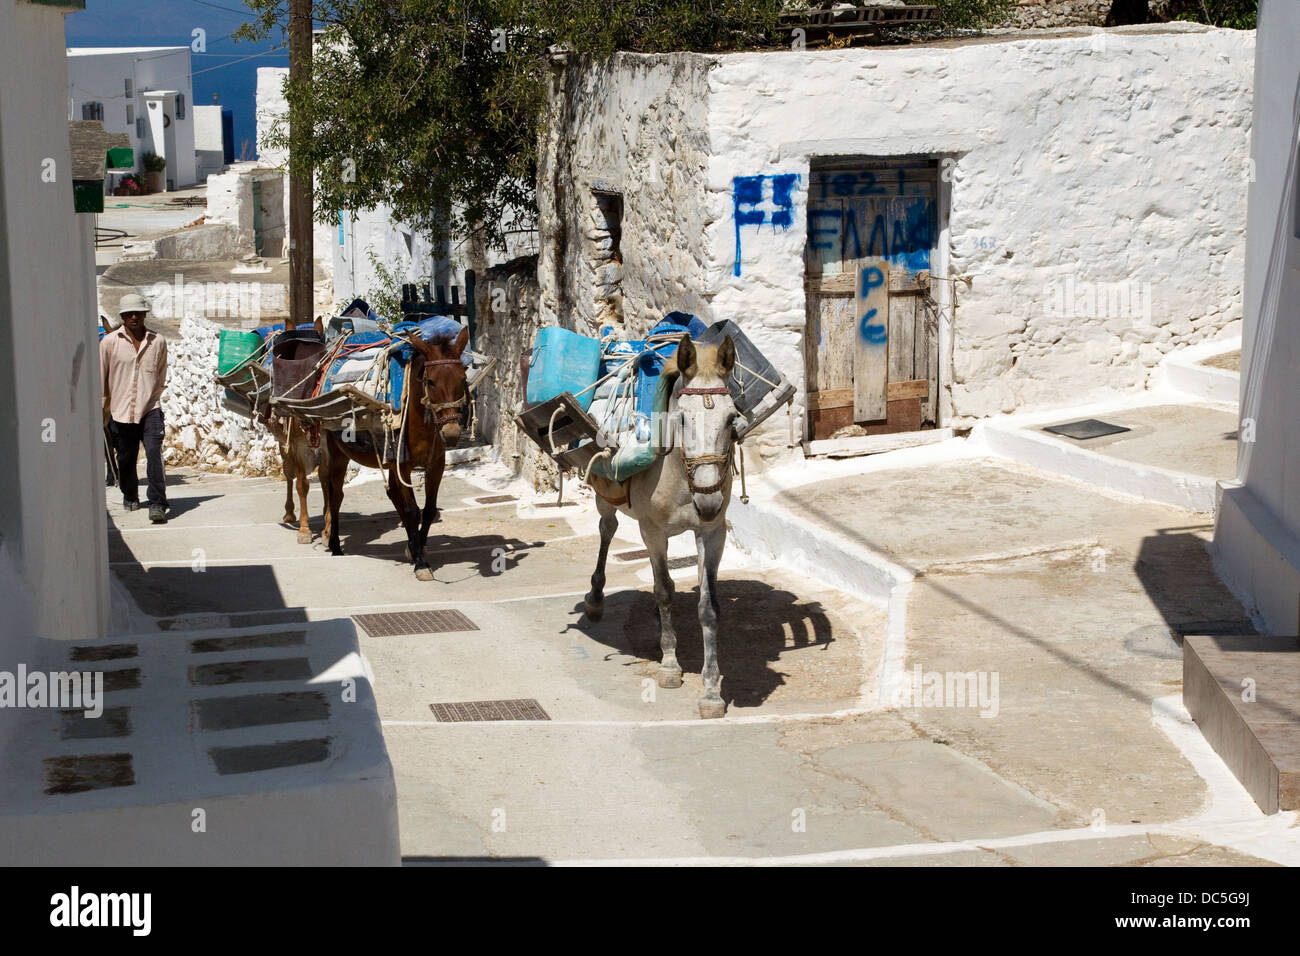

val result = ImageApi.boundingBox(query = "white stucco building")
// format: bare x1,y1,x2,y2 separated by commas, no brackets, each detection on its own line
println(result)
538,23,1255,456
67,46,197,190
1214,0,1300,633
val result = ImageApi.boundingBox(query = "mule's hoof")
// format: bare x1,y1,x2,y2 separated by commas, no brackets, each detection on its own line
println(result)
329,546,344,557
283,514,296,524
656,666,683,689
414,565,435,582
297,531,313,544
698,698,726,720
583,598,604,621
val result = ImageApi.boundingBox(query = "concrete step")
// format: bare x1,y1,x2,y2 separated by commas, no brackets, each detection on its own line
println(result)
975,399,1237,512
0,619,398,864
1183,634,1300,814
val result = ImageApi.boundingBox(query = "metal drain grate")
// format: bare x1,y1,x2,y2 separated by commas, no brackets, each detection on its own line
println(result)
668,556,695,570
429,699,550,722
1042,418,1131,441
614,549,649,562
353,609,479,637
475,494,517,504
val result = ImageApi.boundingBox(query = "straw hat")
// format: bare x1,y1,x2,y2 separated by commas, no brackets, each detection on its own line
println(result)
117,293,151,316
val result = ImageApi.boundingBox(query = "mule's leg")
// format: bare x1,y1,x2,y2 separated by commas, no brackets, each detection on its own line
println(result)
322,433,348,556
280,422,297,525
386,463,431,581
418,441,446,552
584,497,618,621
643,526,681,689
294,434,313,544
696,523,727,719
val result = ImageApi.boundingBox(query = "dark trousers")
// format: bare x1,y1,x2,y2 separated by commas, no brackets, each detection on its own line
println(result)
110,407,167,506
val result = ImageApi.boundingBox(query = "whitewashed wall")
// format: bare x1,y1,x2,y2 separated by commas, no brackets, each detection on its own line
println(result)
1,2,109,647
704,23,1254,433
1214,0,1300,634
542,24,1254,458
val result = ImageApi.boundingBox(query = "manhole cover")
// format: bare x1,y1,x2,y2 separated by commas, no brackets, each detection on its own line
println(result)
429,699,550,722
475,494,517,504
353,609,479,637
1042,418,1131,441
1122,625,1183,660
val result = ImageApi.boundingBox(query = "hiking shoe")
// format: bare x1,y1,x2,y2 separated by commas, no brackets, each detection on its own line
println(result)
106,474,116,487
149,504,167,524
123,500,141,512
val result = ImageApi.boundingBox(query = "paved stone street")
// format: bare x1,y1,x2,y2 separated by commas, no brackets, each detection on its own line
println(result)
103,449,1299,865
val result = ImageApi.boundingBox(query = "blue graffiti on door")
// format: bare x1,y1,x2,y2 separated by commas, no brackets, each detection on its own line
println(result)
733,173,799,277
808,196,934,274
859,265,887,345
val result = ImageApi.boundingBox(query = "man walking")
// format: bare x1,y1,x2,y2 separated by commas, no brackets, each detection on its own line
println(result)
101,293,169,523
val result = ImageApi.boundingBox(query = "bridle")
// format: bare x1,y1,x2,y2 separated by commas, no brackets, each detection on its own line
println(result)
677,386,734,496
418,357,467,428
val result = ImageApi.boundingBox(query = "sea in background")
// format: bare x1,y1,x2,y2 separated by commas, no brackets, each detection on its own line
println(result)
65,0,291,161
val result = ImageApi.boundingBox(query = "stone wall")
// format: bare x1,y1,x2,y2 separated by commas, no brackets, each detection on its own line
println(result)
538,52,715,337
159,316,284,476
703,24,1253,428
1008,0,1114,27
538,24,1251,452
473,256,557,490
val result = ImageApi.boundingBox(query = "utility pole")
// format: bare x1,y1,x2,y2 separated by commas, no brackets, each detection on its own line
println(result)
289,0,313,329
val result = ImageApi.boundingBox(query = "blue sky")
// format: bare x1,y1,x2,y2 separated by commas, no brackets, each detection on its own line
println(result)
65,0,291,159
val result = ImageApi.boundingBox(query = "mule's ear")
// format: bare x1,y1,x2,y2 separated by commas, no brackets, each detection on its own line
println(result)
454,325,470,356
313,315,325,337
718,335,736,376
405,333,432,357
675,333,697,377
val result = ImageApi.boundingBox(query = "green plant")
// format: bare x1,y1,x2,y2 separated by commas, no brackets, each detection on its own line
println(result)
238,1,1016,254
1164,0,1256,29
363,250,431,323
141,151,167,173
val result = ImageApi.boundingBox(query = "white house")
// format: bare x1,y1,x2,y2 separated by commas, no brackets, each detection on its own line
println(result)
1214,0,1300,633
536,23,1254,456
66,46,197,190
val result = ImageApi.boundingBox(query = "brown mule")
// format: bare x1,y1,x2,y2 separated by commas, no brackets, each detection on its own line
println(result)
320,326,469,580
265,315,326,544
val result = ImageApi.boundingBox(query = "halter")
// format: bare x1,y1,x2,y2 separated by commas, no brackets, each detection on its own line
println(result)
418,357,468,427
676,386,735,495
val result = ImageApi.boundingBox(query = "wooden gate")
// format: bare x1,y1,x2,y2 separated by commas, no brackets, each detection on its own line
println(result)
804,158,938,439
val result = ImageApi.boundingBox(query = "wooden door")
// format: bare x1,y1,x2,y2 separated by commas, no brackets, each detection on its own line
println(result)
804,159,938,440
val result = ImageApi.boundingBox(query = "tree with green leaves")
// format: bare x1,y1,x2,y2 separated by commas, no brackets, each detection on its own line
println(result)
236,1,1016,257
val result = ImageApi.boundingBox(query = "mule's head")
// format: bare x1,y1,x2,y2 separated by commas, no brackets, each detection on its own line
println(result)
406,326,470,448
669,332,739,523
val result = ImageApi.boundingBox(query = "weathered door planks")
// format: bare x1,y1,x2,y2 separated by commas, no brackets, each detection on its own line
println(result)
853,258,889,422
804,159,940,440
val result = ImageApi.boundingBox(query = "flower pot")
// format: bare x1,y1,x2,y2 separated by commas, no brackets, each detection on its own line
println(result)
146,171,165,193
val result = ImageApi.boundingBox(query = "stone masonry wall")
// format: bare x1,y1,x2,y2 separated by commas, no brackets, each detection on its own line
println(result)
472,256,558,490
1008,0,1114,27
537,52,715,337
159,316,283,476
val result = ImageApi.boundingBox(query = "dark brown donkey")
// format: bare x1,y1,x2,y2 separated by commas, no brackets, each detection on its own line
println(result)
319,327,469,580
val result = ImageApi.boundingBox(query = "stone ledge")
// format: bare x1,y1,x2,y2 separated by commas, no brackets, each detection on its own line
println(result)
1184,634,1300,815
